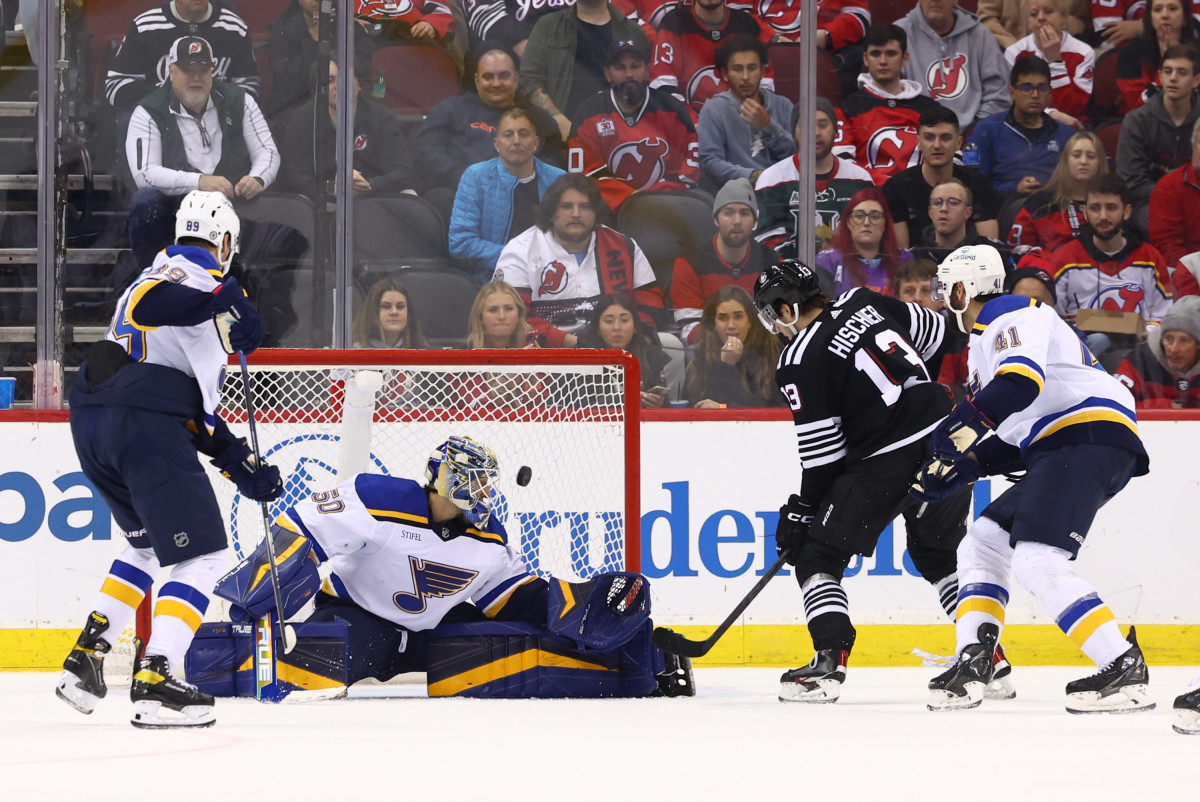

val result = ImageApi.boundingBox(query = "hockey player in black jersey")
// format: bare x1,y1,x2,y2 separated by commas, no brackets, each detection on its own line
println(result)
753,260,981,703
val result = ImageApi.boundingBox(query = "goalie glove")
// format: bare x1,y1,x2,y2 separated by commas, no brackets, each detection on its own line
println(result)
930,398,995,465
211,277,265,355
213,526,321,622
211,438,283,502
910,458,981,503
776,494,815,566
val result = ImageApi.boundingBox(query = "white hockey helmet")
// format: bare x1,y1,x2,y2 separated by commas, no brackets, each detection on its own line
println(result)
175,190,241,275
933,244,1007,333
425,436,501,528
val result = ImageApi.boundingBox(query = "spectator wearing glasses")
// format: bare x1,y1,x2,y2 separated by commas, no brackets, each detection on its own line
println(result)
815,187,913,297
1003,0,1093,121
966,55,1073,197
913,178,1014,266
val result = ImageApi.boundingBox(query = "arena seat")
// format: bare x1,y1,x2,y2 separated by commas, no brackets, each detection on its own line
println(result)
353,194,449,269
770,44,840,106
371,44,461,116
1088,48,1122,122
617,189,717,299
387,264,478,347
1094,118,1123,166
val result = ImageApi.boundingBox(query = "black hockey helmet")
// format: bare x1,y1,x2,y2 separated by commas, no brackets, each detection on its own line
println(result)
753,260,823,335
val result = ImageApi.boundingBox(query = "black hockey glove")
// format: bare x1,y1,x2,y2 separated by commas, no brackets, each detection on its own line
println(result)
211,439,283,502
776,494,815,566
212,277,265,355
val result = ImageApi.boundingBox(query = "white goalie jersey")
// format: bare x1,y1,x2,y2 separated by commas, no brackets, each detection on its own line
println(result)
278,474,538,632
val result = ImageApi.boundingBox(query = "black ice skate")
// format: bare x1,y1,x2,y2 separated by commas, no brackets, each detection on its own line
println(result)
55,611,112,714
1172,687,1200,735
984,643,1016,701
654,651,696,697
130,654,216,729
1065,626,1154,714
927,623,998,711
778,649,849,703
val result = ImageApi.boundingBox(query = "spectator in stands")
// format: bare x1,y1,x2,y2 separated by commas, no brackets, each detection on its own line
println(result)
1150,120,1200,297
357,0,457,43
1091,0,1147,49
577,294,672,407
978,0,1089,49
262,0,376,119
697,35,794,189
835,23,948,184
1115,295,1200,407
913,178,1014,265
466,280,535,348
671,178,776,343
461,0,569,59
817,187,913,296
883,106,1001,250
968,56,1073,196
756,98,873,260
450,108,567,283
352,277,428,348
1004,0,1093,120
520,0,650,141
279,57,415,199
1117,44,1200,236
1009,130,1107,255
895,256,943,311
569,39,699,211
1050,174,1173,331
413,49,562,195
493,173,664,347
106,0,259,109
897,0,1011,129
747,0,871,97
649,0,773,112
125,37,279,268
683,284,782,408
1116,0,1200,114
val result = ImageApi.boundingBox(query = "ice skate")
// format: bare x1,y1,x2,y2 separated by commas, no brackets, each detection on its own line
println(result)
1172,687,1200,734
984,643,1016,701
55,611,112,715
130,654,216,729
779,649,848,703
654,652,696,698
927,623,998,711
1065,626,1154,714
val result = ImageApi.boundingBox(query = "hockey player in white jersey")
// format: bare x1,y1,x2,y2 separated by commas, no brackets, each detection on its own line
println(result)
58,190,283,728
914,244,1152,714
214,436,694,697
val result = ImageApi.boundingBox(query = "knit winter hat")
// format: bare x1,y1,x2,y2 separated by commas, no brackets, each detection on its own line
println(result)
1162,295,1200,342
713,177,758,220
791,96,836,132
1004,266,1057,304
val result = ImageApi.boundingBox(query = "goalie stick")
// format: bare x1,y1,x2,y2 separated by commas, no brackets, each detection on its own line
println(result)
652,553,789,658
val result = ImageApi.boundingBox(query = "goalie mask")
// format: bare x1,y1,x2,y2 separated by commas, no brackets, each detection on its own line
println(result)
933,245,1007,333
175,190,241,276
753,260,823,339
425,436,501,528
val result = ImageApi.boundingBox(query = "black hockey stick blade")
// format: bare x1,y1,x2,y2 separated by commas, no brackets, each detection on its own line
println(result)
651,553,790,658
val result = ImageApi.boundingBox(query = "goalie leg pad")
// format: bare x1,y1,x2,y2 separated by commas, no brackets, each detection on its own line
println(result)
184,620,349,699
547,571,651,651
213,525,321,622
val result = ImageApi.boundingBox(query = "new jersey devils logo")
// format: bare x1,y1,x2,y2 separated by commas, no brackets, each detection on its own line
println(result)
928,54,969,101
1096,283,1147,313
539,260,568,295
609,137,670,189
866,126,920,171
357,0,415,16
756,0,803,34
686,67,725,107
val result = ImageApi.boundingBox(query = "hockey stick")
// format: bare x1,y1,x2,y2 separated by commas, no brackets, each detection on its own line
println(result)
652,553,789,658
237,352,297,655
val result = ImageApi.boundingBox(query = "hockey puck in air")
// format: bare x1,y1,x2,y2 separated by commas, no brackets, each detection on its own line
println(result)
516,466,533,486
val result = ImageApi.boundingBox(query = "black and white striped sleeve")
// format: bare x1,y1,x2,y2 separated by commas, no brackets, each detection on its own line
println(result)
904,301,946,361
794,417,846,469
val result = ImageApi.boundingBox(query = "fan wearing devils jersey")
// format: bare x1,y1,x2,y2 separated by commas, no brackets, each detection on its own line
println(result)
493,173,665,346
358,0,458,41
835,23,949,184
1004,0,1094,120
650,0,774,112
569,39,699,211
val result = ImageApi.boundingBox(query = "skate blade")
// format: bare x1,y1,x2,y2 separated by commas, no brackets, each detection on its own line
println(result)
55,671,100,715
1065,685,1156,715
927,682,984,711
778,678,841,703
1172,709,1200,735
984,675,1016,701
130,700,216,729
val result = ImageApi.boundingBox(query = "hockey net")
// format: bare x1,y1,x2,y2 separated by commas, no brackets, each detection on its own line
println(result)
114,348,641,670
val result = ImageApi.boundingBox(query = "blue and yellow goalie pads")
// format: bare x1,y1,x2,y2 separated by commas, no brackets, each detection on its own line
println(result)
547,572,650,651
213,526,321,623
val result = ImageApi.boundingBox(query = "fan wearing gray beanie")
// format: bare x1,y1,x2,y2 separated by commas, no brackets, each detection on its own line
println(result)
1114,295,1200,408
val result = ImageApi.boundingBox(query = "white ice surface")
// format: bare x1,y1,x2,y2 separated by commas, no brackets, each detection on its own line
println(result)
3,667,1196,801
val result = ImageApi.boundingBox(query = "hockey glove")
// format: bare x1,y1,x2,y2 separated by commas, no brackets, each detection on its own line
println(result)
211,439,283,502
776,494,816,565
212,277,265,355
214,526,321,622
930,398,995,465
910,457,982,503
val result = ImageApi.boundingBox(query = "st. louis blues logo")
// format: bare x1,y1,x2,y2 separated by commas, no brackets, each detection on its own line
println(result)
393,557,478,613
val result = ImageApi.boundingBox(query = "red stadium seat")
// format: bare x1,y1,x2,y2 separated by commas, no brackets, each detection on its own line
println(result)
769,43,841,106
371,44,461,116
232,0,295,40
1088,48,1122,122
869,0,914,26
1094,118,1122,167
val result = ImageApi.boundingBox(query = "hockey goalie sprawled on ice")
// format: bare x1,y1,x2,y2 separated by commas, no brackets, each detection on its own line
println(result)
198,436,694,701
